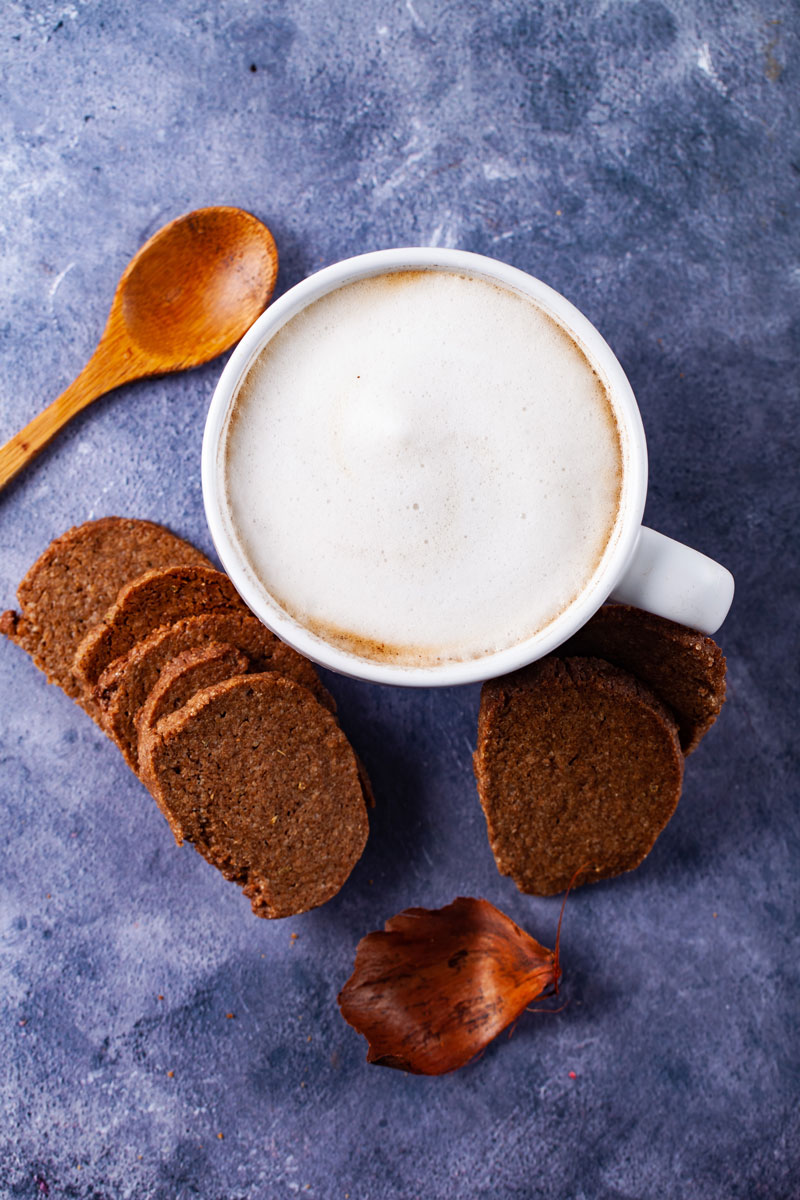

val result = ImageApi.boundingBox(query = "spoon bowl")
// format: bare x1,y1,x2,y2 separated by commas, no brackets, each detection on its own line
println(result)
0,206,278,490
119,207,277,365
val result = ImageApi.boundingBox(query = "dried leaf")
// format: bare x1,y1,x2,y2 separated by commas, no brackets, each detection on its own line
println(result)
338,896,562,1075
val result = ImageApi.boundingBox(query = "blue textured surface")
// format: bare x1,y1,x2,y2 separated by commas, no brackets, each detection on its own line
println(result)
1,3,798,1198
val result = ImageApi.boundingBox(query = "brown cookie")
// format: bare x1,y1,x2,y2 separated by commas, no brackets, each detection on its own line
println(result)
93,611,335,771
73,565,249,692
139,673,369,919
474,656,684,895
0,517,211,709
558,604,726,754
136,642,250,746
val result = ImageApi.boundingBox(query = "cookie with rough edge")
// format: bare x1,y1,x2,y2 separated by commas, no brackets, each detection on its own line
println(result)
0,517,211,709
136,642,250,747
73,565,249,692
474,656,684,896
94,611,335,771
139,673,369,919
557,604,726,754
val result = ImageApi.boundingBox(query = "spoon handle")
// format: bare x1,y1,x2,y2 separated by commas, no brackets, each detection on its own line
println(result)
0,346,134,491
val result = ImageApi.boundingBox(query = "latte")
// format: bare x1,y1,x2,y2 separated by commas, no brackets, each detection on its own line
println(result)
220,269,623,667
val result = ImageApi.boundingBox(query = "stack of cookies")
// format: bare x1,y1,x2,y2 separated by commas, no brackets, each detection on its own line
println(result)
473,605,727,895
1,517,369,918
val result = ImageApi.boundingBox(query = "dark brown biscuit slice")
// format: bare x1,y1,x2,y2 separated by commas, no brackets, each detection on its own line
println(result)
73,565,249,692
94,611,335,771
139,673,369,919
136,642,250,744
0,517,211,706
558,604,726,754
474,656,684,895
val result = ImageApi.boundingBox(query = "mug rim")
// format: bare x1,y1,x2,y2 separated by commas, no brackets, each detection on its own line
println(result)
202,247,648,687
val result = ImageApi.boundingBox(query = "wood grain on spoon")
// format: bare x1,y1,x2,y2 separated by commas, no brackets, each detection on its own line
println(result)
0,206,278,490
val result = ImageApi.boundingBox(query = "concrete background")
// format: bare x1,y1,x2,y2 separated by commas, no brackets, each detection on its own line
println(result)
1,2,797,1197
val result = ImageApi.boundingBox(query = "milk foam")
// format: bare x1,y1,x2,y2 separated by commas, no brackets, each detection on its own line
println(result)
222,270,623,666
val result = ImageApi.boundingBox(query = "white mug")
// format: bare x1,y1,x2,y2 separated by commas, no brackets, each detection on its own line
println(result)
202,248,734,687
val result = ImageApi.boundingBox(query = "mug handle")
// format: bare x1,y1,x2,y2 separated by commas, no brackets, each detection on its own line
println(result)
609,526,734,635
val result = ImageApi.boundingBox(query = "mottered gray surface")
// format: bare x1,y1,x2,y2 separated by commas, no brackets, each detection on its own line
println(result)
1,2,798,1198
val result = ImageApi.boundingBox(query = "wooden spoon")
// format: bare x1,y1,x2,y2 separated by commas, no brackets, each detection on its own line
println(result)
0,206,278,490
